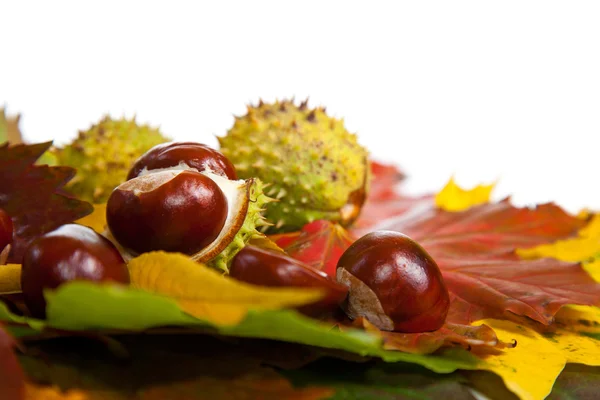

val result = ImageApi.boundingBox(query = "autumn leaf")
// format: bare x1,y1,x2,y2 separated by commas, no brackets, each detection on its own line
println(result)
270,220,355,277
430,179,600,399
16,333,483,400
19,334,334,400
0,264,22,294
0,142,93,263
1,281,483,374
0,108,23,144
435,178,495,212
128,251,325,325
368,161,406,201
283,358,478,400
354,197,599,325
353,162,433,233
0,323,25,400
517,213,600,282
74,204,107,234
343,317,513,355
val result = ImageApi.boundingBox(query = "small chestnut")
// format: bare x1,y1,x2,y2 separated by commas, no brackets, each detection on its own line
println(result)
21,224,130,318
127,141,237,181
336,231,450,332
230,245,348,316
107,170,228,255
0,208,13,264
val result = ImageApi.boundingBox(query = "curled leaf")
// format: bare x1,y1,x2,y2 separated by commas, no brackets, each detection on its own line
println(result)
342,317,512,355
128,252,324,325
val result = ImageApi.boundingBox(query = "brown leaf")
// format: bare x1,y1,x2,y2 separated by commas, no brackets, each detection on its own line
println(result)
20,335,333,400
0,323,25,400
0,142,93,263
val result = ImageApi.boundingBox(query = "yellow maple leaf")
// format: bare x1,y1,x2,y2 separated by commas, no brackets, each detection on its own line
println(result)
0,108,23,144
75,203,107,234
474,315,600,400
517,213,600,282
128,251,324,326
435,177,495,212
0,264,22,294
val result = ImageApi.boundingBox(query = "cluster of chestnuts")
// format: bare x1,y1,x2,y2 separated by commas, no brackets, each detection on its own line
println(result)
2,141,451,332
11,142,239,318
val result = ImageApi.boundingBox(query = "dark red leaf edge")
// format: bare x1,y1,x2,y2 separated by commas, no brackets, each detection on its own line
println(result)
0,142,93,263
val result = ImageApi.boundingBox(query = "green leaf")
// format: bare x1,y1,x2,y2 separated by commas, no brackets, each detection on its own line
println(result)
1,282,480,374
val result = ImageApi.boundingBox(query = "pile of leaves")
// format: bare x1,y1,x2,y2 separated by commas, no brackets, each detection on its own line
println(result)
1,111,600,400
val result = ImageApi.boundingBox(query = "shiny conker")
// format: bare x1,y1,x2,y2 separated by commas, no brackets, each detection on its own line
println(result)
107,170,228,255
0,208,13,263
336,231,450,332
127,141,237,180
21,224,129,318
230,245,348,316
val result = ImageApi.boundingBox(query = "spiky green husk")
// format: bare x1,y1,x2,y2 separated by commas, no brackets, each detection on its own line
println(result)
208,178,272,273
219,99,370,232
54,116,168,203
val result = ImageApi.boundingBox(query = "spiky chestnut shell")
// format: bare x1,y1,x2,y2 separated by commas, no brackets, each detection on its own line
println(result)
53,116,169,203
218,99,370,232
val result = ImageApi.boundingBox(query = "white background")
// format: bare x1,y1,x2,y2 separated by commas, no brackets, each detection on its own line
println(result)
1,1,599,214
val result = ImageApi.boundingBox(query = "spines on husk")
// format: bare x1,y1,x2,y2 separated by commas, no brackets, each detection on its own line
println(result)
219,99,370,232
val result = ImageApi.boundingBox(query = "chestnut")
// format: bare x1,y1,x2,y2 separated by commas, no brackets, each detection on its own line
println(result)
21,224,129,318
230,245,348,316
336,231,450,332
0,208,13,264
127,141,237,181
107,170,228,255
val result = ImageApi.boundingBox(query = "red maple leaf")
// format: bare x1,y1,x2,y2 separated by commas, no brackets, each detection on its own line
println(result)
354,162,599,326
271,220,355,277
0,142,93,263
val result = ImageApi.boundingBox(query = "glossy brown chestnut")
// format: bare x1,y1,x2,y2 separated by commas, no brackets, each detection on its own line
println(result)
336,231,450,332
107,170,228,255
230,245,348,316
0,208,13,253
21,224,129,318
127,142,237,181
